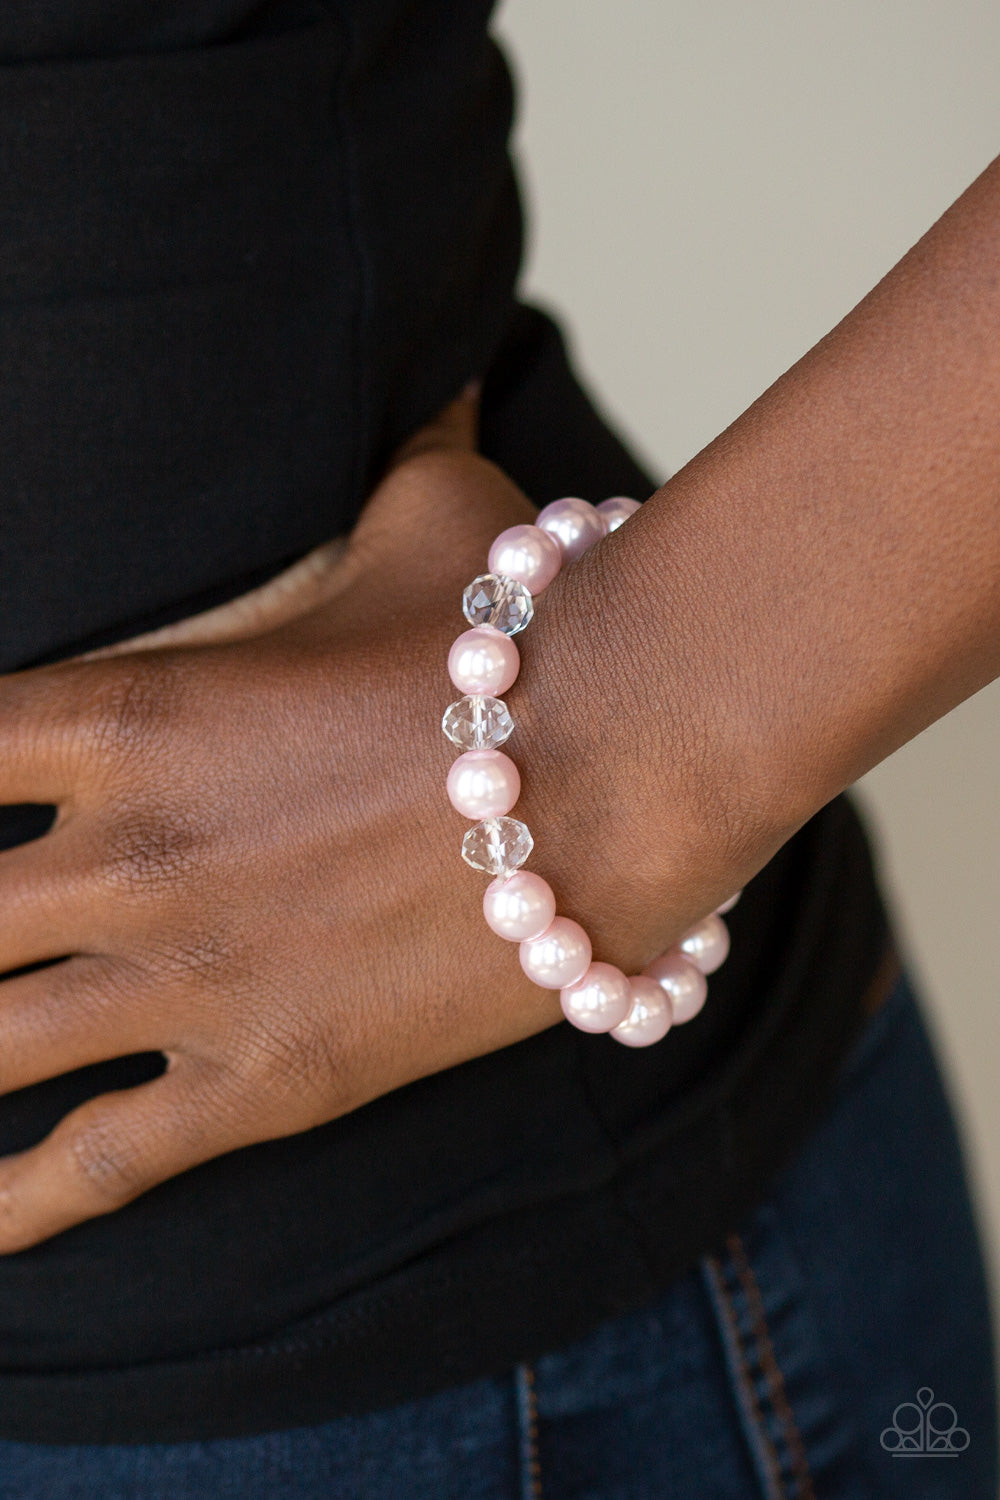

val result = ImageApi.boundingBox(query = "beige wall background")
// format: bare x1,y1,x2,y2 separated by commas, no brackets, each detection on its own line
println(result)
496,0,1000,1312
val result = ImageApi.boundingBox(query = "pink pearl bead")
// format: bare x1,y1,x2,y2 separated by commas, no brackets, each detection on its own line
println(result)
488,525,562,594
560,961,632,1033
595,496,641,532
678,914,731,975
610,976,674,1047
483,870,555,942
447,749,520,820
535,498,606,562
448,626,520,696
644,949,708,1024
715,891,741,915
519,917,592,990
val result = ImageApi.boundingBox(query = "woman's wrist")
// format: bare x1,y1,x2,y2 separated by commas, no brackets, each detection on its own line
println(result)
441,496,737,1043
502,507,766,973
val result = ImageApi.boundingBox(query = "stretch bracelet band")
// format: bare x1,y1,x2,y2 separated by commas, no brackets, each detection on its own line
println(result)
442,495,739,1048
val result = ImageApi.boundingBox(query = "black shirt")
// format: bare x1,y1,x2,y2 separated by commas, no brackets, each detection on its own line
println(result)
0,1,888,1442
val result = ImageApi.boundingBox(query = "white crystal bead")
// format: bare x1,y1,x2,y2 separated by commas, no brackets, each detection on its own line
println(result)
441,695,515,751
462,573,533,635
461,816,534,876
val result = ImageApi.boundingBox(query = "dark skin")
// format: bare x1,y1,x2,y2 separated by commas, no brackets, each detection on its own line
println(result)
1,151,1000,1252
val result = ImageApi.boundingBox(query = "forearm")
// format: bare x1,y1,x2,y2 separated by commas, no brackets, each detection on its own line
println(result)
518,153,1000,953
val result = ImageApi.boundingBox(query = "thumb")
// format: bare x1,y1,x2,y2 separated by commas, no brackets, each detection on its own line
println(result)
390,381,481,467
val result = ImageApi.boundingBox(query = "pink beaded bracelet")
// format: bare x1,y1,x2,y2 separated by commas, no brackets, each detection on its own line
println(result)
442,495,739,1047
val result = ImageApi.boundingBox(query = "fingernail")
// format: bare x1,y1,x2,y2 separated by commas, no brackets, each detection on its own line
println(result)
461,378,483,401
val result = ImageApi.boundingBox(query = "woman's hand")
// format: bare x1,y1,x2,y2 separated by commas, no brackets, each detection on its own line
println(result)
0,394,735,1253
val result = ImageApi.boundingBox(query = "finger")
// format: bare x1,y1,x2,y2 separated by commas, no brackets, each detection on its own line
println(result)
390,382,480,467
0,1060,244,1252
0,655,146,806
0,824,106,976
0,957,163,1095
0,670,79,805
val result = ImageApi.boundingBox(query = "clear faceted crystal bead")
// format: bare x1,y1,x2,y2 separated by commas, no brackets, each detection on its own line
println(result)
461,817,534,876
441,694,515,750
462,573,533,635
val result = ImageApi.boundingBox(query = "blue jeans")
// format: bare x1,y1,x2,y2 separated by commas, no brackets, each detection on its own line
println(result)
0,973,995,1498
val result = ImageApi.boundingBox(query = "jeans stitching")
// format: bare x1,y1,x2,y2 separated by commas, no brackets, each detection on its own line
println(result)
514,1362,543,1500
727,1233,817,1500
703,1255,788,1500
